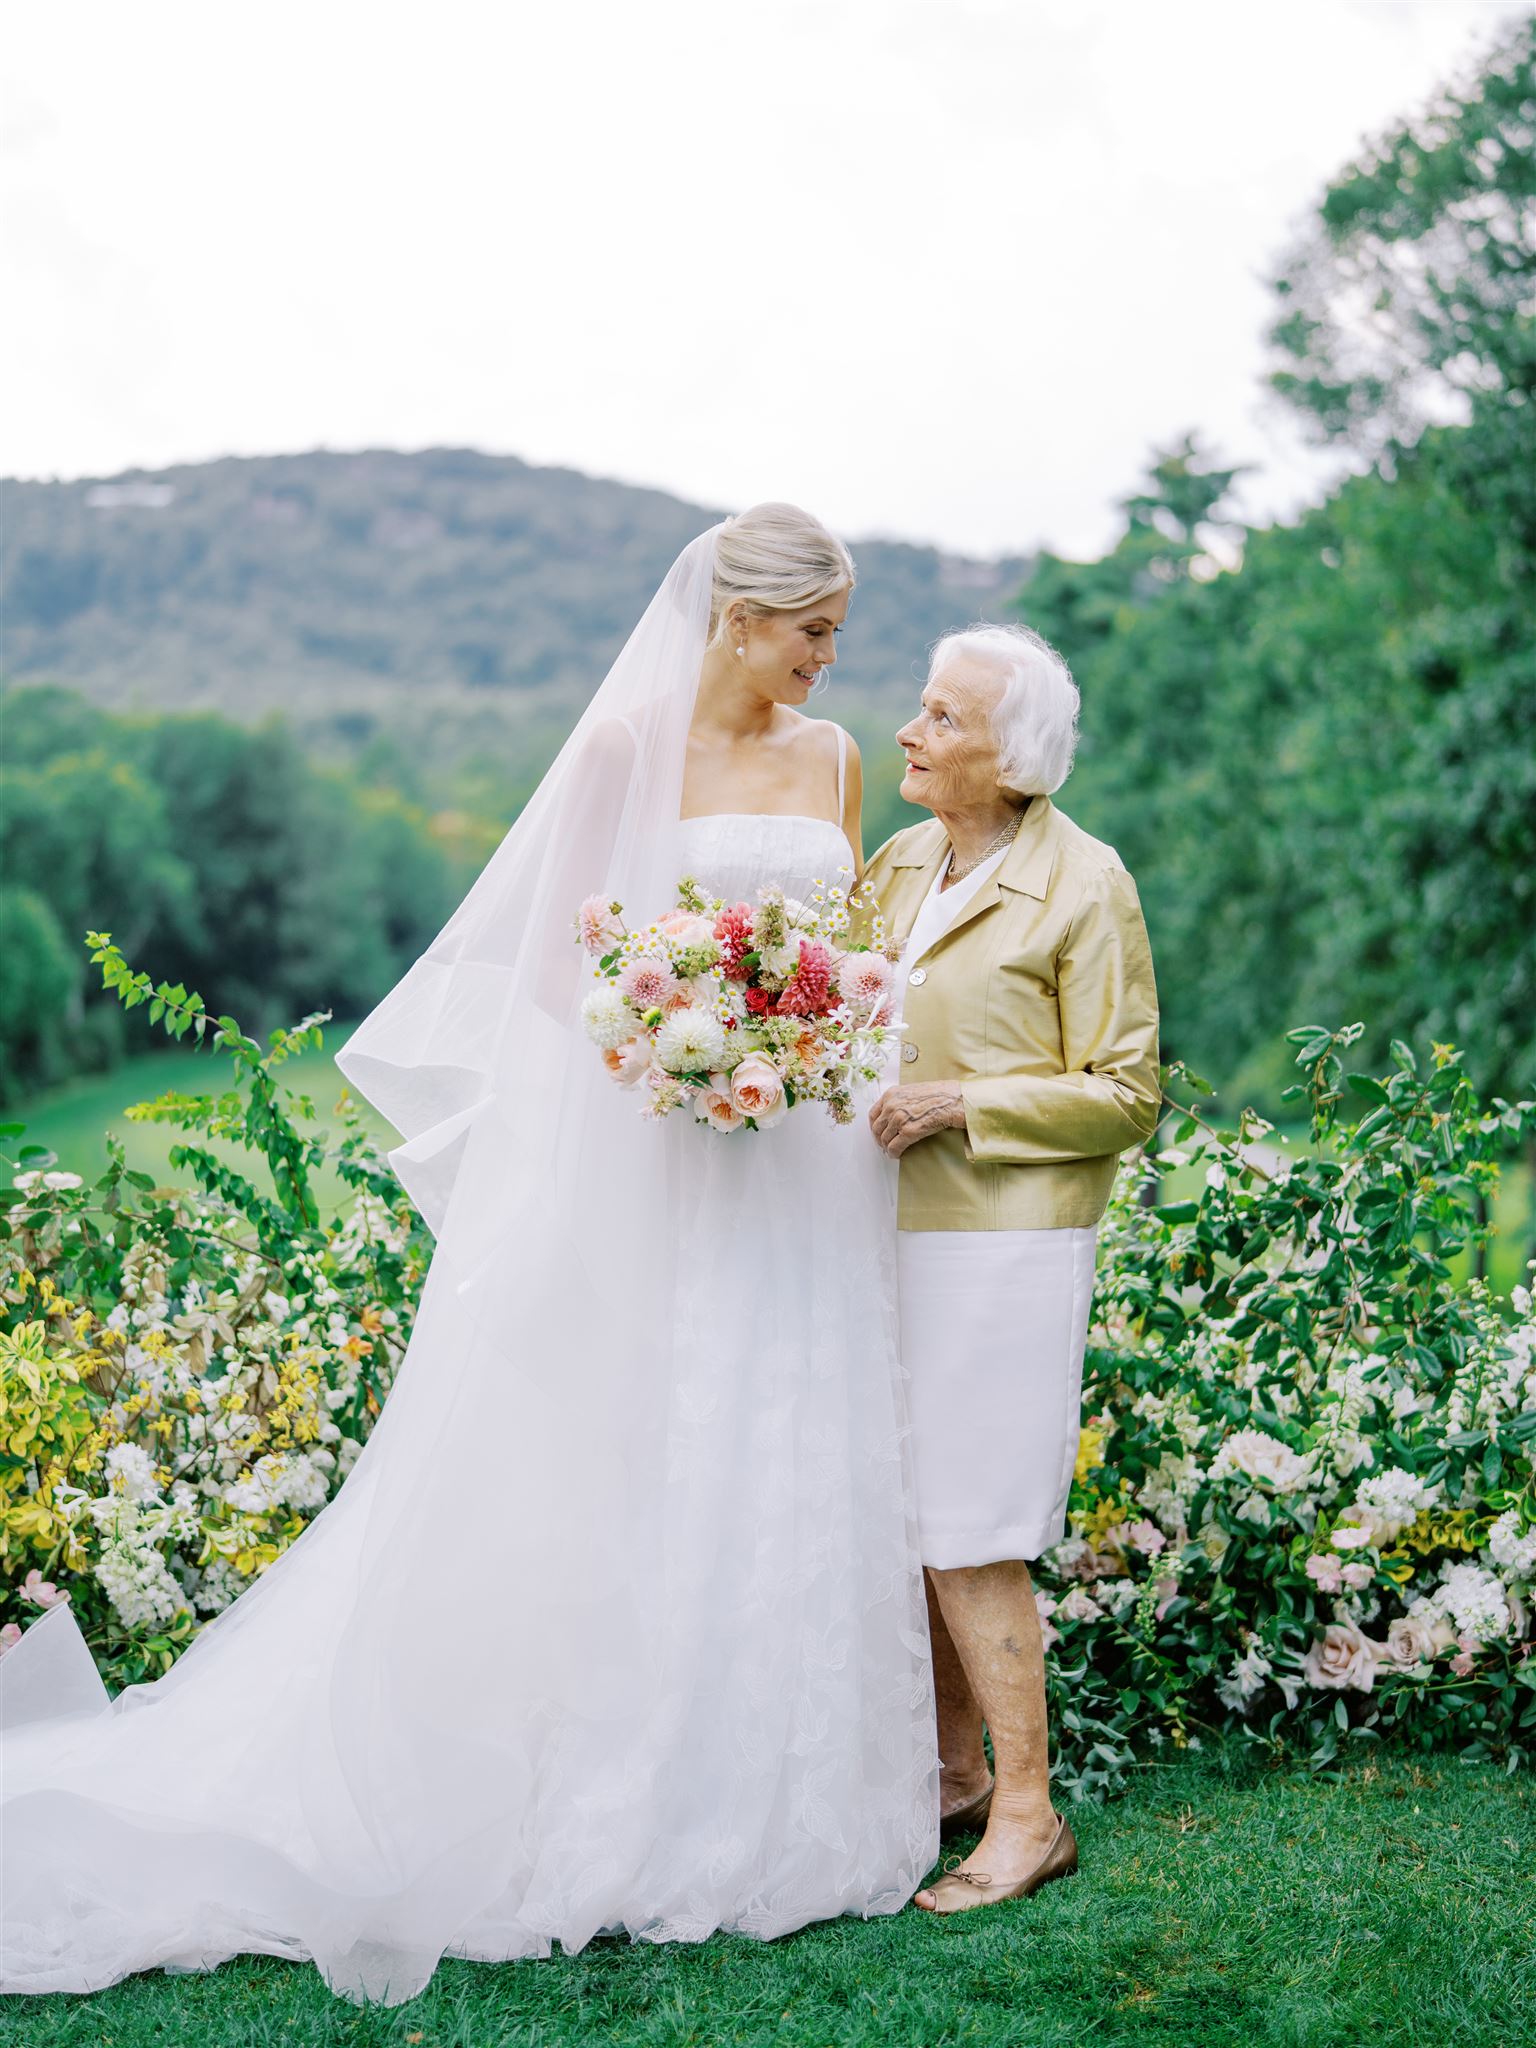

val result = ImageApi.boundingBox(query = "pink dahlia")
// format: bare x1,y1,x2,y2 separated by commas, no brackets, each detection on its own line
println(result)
836,950,892,1013
714,903,755,979
617,957,681,1011
575,895,624,956
776,940,835,1017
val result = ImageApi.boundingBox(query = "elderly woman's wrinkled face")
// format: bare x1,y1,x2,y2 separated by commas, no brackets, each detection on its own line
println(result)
895,658,1008,813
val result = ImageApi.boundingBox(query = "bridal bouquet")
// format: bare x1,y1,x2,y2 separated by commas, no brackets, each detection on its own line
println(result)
573,874,899,1130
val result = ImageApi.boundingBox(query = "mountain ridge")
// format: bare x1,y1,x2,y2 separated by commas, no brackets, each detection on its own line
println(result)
2,449,1034,802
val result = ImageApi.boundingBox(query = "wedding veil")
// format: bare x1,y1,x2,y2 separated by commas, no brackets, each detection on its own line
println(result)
1,526,744,2002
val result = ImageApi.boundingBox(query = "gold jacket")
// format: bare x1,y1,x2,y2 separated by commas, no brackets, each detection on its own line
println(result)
863,795,1161,1230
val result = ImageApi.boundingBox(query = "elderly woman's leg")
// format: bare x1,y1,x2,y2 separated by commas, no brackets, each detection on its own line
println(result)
925,1570,992,1822
916,1558,1060,1912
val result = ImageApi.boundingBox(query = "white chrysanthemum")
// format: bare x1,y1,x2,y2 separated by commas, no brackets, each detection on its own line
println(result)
1208,1427,1312,1493
653,1007,727,1075
1435,1560,1512,1642
580,985,634,1051
1487,1509,1536,1578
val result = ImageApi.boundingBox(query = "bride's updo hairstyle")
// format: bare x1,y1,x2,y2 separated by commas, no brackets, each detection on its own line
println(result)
708,501,856,647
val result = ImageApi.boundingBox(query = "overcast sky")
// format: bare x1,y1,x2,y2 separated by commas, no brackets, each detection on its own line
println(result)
3,0,1521,558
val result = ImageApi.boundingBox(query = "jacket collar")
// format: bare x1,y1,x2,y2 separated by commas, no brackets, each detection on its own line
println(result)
884,794,1059,958
889,793,1059,901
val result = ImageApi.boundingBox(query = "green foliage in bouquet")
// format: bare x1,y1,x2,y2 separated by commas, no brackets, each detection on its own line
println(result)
1040,1026,1536,1796
0,937,433,1687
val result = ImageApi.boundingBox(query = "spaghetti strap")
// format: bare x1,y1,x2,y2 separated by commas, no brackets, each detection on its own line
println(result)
834,724,847,819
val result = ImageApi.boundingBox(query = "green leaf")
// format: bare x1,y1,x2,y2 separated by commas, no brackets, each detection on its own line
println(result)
1347,1074,1390,1104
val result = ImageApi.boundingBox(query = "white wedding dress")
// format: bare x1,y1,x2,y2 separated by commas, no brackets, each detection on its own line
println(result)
0,800,939,2003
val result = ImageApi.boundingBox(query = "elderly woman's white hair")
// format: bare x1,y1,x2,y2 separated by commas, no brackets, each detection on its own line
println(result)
929,622,1081,797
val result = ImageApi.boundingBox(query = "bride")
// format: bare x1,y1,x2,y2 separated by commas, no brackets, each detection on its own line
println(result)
0,505,939,2005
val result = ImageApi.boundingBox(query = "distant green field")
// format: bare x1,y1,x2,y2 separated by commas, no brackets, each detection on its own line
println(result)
7,1043,1531,1296
3,1030,398,1217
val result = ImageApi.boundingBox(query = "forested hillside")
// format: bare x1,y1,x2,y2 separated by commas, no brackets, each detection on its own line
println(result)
2,449,1029,814
3,22,1530,1123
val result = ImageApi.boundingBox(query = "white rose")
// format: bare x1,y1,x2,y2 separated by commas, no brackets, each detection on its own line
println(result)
1302,1621,1382,1692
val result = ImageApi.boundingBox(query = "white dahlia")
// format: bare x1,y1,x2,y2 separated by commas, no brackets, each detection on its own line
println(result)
580,986,635,1051
653,1006,727,1075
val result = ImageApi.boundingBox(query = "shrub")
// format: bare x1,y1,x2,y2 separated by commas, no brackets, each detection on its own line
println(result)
2,946,1532,1785
1038,1026,1535,1793
0,937,431,1685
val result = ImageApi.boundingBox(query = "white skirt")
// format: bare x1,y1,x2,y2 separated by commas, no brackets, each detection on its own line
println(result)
896,1225,1098,1569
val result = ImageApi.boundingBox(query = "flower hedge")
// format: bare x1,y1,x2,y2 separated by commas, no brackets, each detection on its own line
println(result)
2,945,1533,1792
0,939,432,1685
1036,1025,1535,1792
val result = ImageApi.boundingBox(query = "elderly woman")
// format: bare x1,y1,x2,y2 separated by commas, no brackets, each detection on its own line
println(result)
865,623,1160,1914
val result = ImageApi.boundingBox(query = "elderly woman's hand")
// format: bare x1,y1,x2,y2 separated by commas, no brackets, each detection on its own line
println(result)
868,1082,966,1158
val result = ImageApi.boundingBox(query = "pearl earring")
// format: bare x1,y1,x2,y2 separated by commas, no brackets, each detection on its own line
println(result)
735,644,745,657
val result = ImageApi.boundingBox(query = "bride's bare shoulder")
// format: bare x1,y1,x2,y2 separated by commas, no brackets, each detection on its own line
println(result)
782,710,859,768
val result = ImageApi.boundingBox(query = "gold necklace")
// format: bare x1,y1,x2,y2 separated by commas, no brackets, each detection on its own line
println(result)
944,808,1025,885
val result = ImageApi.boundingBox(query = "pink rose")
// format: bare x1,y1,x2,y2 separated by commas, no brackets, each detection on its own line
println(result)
1302,1621,1382,1692
730,1053,788,1128
1382,1614,1440,1669
575,895,624,956
699,1076,745,1133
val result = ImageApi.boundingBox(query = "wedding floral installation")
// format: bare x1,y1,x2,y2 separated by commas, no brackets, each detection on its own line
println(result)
5,956,1530,1785
574,874,899,1130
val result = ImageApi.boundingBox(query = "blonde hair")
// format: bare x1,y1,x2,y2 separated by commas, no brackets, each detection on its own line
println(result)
708,502,855,646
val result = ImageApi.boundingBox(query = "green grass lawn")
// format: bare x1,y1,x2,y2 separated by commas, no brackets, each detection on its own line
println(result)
1,1745,1530,2048
4,1034,398,1218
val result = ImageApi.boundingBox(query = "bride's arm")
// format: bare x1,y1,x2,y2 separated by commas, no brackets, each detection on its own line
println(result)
838,728,866,885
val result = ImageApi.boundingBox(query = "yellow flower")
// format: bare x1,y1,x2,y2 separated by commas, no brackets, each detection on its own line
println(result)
1075,1425,1108,1485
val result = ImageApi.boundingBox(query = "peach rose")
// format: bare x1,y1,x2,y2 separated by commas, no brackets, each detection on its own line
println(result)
1302,1621,1383,1692
730,1053,788,1128
659,910,716,947
603,1037,653,1088
698,1076,745,1133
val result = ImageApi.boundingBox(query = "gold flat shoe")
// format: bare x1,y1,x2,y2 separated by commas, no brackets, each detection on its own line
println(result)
939,1779,994,1840
918,1809,1078,1915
